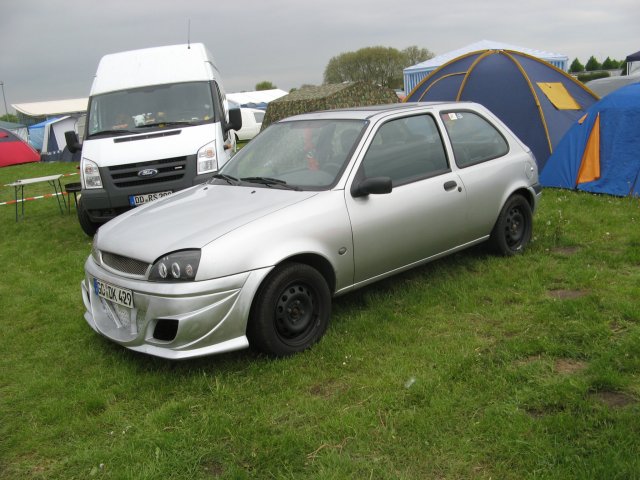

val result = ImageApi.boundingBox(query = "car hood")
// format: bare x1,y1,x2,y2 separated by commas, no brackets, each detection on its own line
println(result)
97,184,318,262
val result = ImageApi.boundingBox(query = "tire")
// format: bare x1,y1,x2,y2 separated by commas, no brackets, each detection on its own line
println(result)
77,197,101,237
247,262,331,356
489,194,532,256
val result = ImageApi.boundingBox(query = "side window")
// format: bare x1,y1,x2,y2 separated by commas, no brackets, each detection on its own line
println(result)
212,81,229,140
360,115,449,186
441,111,509,168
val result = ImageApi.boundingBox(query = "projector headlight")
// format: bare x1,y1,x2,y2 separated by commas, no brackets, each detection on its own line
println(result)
149,250,201,282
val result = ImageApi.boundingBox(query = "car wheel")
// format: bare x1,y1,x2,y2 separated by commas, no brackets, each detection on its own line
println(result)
77,197,100,237
248,262,331,356
489,194,532,255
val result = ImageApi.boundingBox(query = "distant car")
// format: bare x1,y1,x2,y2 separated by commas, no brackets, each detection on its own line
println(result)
82,102,541,359
233,108,265,141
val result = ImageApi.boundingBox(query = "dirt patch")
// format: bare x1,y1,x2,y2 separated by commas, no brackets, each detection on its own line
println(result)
591,391,637,408
548,289,589,300
309,380,347,398
201,459,224,477
554,358,587,374
552,246,581,256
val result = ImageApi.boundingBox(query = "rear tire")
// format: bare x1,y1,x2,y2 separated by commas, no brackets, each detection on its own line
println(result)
247,262,331,356
489,194,532,256
77,197,101,237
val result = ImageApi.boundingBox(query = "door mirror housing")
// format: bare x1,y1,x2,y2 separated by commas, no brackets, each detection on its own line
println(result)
65,130,82,153
227,108,242,132
351,177,393,198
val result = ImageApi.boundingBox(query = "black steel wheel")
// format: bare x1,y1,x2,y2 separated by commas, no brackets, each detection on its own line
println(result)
248,262,331,356
489,194,533,256
76,197,101,237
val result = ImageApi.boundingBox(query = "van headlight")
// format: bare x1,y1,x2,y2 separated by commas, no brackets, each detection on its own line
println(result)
149,250,201,282
82,158,103,189
197,141,217,174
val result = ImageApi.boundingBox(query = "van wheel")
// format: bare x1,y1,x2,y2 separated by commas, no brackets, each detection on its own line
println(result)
489,194,532,255
77,197,100,237
248,262,331,356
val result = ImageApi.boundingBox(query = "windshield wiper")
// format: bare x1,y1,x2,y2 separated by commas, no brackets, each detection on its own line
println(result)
240,176,301,190
136,121,193,128
211,173,240,185
87,129,133,138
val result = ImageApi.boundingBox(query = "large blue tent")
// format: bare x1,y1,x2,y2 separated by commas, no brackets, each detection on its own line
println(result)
540,83,640,197
404,49,598,171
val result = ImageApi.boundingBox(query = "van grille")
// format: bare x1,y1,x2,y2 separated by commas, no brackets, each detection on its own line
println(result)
107,156,188,188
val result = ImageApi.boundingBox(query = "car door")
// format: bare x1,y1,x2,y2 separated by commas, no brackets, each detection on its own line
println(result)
345,113,470,285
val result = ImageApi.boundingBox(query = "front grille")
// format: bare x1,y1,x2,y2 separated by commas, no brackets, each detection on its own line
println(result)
101,251,149,277
107,156,188,188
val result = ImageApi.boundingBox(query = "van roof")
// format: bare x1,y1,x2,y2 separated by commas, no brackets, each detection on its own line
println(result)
91,43,219,95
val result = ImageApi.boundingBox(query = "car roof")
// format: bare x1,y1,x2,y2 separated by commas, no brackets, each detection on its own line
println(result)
278,101,476,123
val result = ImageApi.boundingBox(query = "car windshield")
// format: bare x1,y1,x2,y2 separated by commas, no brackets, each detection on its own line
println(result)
87,81,215,136
219,119,366,190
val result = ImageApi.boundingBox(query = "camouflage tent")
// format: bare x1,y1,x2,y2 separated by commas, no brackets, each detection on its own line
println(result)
262,82,398,129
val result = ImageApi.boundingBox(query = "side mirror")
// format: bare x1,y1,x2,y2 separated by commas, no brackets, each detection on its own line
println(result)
351,177,393,198
227,108,242,132
65,130,82,153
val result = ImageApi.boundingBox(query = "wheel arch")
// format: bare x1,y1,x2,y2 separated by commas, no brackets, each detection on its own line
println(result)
276,253,337,294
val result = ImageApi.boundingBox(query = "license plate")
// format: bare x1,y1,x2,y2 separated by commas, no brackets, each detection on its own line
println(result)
93,278,134,308
129,190,172,206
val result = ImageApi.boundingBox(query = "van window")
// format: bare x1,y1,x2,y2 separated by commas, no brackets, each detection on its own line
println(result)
86,81,215,136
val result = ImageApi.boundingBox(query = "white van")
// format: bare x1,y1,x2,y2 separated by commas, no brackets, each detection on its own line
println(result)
67,43,241,236
233,108,265,142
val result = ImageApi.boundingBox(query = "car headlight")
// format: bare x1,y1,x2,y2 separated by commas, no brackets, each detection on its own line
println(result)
82,158,103,189
149,250,201,282
197,140,217,174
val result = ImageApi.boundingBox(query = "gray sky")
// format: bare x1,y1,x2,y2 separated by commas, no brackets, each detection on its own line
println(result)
1,0,639,109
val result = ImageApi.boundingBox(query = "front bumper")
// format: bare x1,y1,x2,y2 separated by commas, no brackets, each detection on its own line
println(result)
81,256,273,359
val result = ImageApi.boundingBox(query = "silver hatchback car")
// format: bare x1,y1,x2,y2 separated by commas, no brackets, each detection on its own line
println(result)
82,102,541,359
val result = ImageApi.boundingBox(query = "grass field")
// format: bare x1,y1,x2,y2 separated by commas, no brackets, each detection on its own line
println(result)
1,161,639,479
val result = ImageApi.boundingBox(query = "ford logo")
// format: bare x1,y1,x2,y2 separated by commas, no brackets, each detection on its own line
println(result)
138,168,159,178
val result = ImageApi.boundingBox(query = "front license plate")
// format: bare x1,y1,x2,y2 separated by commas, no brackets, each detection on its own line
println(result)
93,278,134,308
129,190,172,206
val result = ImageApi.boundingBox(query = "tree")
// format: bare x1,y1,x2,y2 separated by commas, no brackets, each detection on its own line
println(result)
323,45,434,89
569,58,584,73
601,57,619,70
0,113,18,123
255,81,276,91
585,56,602,72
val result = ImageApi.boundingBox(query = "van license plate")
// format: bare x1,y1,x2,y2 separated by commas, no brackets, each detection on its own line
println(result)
129,191,172,206
93,278,134,308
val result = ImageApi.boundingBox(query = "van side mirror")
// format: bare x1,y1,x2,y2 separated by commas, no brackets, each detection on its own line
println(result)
65,130,82,153
351,177,393,198
227,108,242,132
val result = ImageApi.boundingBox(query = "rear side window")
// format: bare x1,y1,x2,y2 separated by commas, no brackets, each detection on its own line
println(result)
441,111,509,168
360,114,449,186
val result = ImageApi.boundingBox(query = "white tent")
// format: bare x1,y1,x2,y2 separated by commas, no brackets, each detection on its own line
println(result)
586,72,640,97
227,89,288,109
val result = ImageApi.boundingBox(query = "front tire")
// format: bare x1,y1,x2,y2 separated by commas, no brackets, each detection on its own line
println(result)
489,194,532,256
77,197,101,237
248,262,331,356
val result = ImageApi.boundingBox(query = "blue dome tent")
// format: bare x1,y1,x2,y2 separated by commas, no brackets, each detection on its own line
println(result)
540,83,640,197
404,49,598,171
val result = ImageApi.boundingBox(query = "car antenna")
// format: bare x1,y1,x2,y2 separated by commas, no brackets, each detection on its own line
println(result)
187,19,191,49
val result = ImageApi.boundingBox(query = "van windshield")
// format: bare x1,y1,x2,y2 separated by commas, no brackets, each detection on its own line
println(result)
87,81,216,137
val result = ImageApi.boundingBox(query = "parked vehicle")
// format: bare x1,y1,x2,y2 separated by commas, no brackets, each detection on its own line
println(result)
233,108,265,141
82,102,541,359
66,43,241,236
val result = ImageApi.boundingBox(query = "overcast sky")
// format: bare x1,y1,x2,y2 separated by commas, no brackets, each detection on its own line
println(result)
1,0,639,110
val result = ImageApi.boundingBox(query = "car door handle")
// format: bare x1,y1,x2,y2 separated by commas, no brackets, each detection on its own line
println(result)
443,180,458,192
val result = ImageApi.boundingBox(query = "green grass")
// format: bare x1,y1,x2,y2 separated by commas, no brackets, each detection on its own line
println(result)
1,162,639,479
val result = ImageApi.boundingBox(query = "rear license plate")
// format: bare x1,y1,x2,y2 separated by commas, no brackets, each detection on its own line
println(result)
93,278,134,308
129,190,172,206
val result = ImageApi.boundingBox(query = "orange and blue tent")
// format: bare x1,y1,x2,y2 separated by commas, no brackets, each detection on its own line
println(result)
540,83,640,197
404,49,598,171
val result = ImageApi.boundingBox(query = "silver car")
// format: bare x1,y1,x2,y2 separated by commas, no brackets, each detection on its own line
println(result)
81,102,541,359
